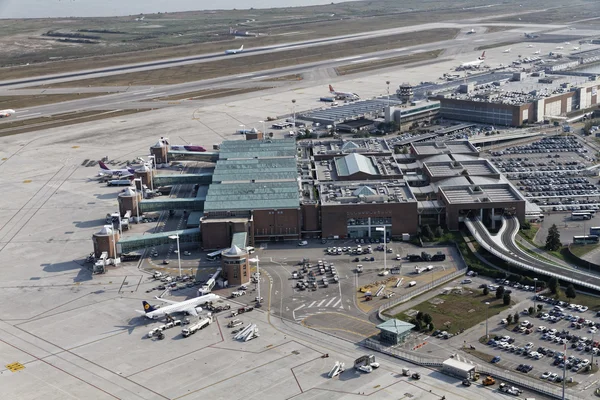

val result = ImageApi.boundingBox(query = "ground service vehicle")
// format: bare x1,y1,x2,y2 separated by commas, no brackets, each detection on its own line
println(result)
483,376,496,386
182,315,213,337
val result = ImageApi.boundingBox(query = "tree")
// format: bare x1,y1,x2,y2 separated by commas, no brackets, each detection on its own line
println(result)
506,313,513,324
434,226,444,239
428,323,435,332
528,306,535,316
483,286,490,296
565,284,577,300
423,313,433,326
513,312,520,324
496,285,505,299
537,304,543,312
416,311,424,321
548,277,559,295
545,224,561,251
503,293,511,306
422,225,434,241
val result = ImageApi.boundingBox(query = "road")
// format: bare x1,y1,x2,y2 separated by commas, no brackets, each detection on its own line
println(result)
468,216,600,290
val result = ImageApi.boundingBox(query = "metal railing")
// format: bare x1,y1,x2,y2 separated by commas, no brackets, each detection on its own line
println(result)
377,268,467,321
364,339,586,400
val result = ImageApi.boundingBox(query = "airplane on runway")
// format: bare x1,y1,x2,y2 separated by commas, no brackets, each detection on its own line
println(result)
527,44,533,48
556,46,564,50
573,46,580,50
466,28,476,34
137,293,220,319
98,161,135,177
533,49,541,55
457,51,486,69
170,145,207,152
0,109,15,118
225,45,244,54
329,85,359,100
503,48,512,53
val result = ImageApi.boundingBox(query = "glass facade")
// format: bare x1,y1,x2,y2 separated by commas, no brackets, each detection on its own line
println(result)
347,216,391,238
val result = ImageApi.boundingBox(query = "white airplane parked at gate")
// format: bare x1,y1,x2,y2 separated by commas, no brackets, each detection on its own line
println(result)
457,51,486,69
225,45,244,54
98,161,135,177
329,84,359,100
137,293,220,319
0,109,15,118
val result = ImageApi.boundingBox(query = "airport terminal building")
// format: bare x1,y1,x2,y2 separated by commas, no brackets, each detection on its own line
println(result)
112,137,527,256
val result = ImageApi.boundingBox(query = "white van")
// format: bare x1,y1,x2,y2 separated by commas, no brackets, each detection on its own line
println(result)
246,246,255,254
408,281,417,287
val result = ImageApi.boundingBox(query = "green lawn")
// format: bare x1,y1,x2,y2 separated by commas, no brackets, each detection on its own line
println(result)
393,291,512,334
519,223,540,242
569,244,599,258
547,291,600,312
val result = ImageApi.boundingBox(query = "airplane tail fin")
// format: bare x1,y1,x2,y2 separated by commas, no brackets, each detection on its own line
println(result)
99,161,109,170
481,51,486,59
240,45,244,50
142,301,157,313
329,84,334,92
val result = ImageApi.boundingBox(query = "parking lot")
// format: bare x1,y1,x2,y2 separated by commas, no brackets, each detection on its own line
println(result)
488,135,600,207
479,293,599,388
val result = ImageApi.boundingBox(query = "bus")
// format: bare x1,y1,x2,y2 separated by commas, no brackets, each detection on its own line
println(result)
573,235,600,244
590,227,600,236
571,211,593,220
206,249,224,261
525,213,544,222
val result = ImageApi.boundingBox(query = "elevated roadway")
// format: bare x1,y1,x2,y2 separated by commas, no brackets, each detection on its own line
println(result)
465,216,600,291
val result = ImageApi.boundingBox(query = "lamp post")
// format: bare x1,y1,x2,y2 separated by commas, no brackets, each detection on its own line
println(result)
259,120,266,138
376,226,387,272
133,178,142,223
239,124,246,134
386,80,391,109
533,277,538,313
249,257,261,307
485,301,490,339
292,99,296,131
168,234,182,278
148,155,155,192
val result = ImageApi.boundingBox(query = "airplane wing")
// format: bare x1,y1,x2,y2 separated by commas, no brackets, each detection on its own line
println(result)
184,307,198,317
154,297,178,305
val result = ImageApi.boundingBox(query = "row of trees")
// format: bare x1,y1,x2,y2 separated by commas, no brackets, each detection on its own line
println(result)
421,224,444,241
410,311,434,331
547,277,577,300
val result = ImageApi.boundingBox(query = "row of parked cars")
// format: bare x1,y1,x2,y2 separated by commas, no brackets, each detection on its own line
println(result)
491,136,585,156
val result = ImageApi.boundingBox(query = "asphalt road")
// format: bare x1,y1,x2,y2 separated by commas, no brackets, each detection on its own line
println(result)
469,216,600,289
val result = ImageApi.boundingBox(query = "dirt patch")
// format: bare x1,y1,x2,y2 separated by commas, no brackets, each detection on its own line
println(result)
0,92,108,109
483,25,519,34
261,74,303,82
475,41,523,51
0,109,152,137
144,87,272,102
335,50,443,75
33,28,459,88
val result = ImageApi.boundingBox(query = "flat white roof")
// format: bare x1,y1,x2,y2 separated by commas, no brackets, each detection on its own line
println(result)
443,358,476,372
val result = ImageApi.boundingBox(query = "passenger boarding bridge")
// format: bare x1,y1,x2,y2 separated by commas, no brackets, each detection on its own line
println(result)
117,228,201,254
168,151,219,163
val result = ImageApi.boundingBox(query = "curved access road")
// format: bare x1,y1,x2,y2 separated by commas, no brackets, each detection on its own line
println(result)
466,216,600,291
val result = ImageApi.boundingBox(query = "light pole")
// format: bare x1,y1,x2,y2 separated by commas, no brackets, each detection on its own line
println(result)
249,257,261,307
485,301,490,339
148,155,155,192
376,226,387,272
239,124,246,134
292,99,296,131
133,178,142,223
386,80,391,109
168,234,182,278
259,120,266,138
533,278,538,313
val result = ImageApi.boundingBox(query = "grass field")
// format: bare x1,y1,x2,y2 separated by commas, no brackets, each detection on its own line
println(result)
0,109,151,137
0,0,581,80
145,87,272,101
483,25,519,34
491,4,600,24
569,243,599,258
0,92,108,109
261,74,303,82
335,50,443,75
34,28,459,88
476,40,523,51
393,291,512,334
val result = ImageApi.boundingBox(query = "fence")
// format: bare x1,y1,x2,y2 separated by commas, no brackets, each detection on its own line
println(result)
377,268,467,321
364,339,586,400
